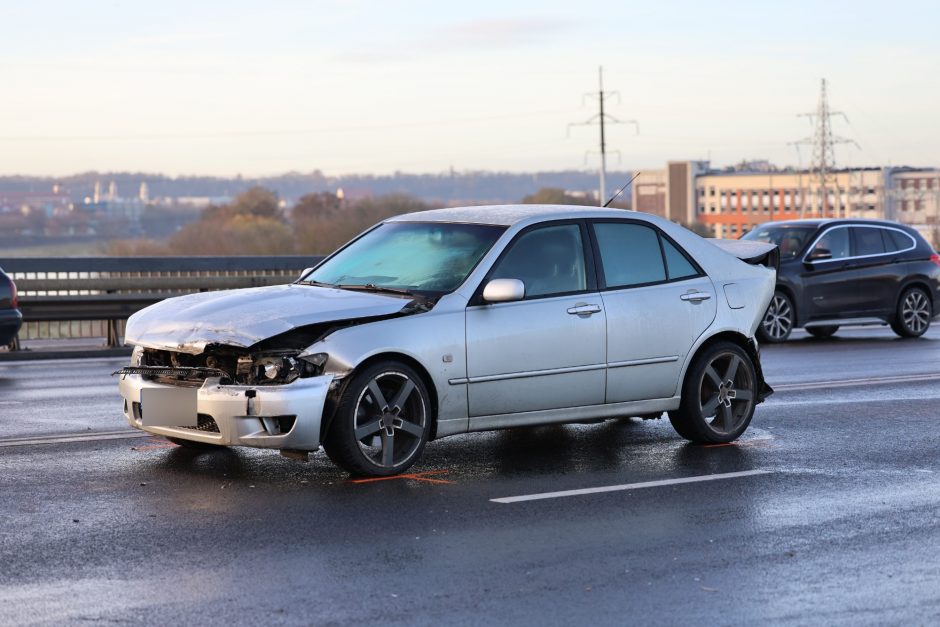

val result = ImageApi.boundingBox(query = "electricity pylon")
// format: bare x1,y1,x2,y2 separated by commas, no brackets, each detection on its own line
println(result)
568,67,638,206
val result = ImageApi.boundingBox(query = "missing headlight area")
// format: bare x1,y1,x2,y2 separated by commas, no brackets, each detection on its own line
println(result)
115,347,326,386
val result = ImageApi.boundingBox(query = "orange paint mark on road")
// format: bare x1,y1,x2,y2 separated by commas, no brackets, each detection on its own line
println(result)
349,470,454,485
134,437,179,451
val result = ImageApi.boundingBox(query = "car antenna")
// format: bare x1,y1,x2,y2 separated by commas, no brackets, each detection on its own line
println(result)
603,171,641,208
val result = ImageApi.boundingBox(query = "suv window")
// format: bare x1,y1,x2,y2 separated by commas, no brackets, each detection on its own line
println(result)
490,224,587,298
852,227,886,256
884,229,914,253
809,227,850,260
593,222,667,287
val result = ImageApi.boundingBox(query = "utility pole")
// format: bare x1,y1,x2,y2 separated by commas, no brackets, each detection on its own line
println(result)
792,78,859,218
569,67,638,206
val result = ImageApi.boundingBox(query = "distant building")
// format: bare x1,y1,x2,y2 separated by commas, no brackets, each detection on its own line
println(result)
695,167,885,239
631,161,708,224
890,169,940,246
0,190,72,216
634,161,898,239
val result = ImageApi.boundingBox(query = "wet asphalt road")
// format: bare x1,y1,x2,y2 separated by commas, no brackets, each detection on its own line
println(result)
2,327,940,625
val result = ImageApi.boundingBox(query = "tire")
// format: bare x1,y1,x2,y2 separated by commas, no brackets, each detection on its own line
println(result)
757,291,794,343
890,286,932,338
806,325,839,339
323,360,432,477
669,342,757,444
166,437,224,449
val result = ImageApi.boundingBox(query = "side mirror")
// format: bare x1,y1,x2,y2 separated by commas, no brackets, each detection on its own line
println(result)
807,249,832,262
482,278,525,303
298,267,315,281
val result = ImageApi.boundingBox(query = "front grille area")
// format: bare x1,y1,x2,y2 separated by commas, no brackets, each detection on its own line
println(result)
178,413,220,433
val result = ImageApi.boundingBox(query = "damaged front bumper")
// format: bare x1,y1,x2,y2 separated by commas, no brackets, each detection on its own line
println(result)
117,374,334,451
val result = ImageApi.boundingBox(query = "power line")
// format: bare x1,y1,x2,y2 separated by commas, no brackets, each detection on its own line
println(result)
568,66,638,206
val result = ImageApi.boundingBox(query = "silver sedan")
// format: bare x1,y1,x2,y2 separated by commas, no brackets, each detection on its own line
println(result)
116,205,777,476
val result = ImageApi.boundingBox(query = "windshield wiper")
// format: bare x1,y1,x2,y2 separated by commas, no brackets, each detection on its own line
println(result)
335,283,414,297
296,279,335,288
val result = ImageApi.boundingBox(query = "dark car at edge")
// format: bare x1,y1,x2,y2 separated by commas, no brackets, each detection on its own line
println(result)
0,266,22,348
741,219,940,342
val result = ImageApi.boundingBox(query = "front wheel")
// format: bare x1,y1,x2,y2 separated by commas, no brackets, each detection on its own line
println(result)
891,287,932,338
757,291,794,343
669,342,757,444
323,361,432,477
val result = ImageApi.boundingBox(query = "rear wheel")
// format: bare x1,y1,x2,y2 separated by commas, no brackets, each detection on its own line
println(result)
669,342,757,444
323,360,432,477
891,287,932,338
806,325,839,339
757,291,794,343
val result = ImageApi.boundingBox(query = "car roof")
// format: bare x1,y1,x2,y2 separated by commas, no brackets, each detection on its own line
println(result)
757,218,910,230
388,204,643,227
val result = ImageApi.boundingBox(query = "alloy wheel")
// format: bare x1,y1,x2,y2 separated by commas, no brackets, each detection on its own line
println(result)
353,371,427,469
698,351,755,436
902,290,930,335
762,294,793,341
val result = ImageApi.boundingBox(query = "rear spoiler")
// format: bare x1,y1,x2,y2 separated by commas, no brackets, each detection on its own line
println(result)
708,240,779,271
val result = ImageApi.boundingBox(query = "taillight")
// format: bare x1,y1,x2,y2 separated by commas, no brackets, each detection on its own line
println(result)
931,253,940,269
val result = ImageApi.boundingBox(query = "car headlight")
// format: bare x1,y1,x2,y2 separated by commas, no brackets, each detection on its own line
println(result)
300,352,329,376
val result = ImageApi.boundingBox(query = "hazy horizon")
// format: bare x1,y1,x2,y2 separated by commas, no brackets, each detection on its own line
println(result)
3,1,938,177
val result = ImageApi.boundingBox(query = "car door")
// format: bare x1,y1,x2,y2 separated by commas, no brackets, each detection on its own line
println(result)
591,221,717,403
465,222,607,417
842,226,899,315
800,225,859,319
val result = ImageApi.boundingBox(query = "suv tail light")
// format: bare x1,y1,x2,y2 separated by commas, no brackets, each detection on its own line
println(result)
931,253,940,269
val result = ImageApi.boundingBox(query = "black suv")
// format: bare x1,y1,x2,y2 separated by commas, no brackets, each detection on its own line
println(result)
0,266,21,348
741,219,940,342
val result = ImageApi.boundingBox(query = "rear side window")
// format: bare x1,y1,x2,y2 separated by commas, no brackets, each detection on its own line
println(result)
593,223,666,287
884,229,915,253
852,227,886,256
661,238,699,280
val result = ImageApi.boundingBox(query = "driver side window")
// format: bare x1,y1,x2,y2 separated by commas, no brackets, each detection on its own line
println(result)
810,228,850,260
490,224,587,298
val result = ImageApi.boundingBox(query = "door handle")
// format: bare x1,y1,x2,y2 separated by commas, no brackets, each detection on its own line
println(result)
567,303,602,316
680,291,712,302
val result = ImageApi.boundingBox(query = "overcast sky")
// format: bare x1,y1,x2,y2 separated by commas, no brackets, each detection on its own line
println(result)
1,0,938,176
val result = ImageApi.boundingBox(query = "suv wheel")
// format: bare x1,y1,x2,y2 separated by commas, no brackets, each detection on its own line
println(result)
891,287,932,338
757,291,794,343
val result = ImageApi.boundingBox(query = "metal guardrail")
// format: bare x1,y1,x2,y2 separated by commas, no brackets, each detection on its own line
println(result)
0,256,324,349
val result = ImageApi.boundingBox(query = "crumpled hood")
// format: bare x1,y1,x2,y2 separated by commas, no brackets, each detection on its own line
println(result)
125,283,411,354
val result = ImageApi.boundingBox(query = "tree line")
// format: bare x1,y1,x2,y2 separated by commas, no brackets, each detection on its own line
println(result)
107,186,624,256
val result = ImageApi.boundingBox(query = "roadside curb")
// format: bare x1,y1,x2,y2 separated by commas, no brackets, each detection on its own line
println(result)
0,348,132,362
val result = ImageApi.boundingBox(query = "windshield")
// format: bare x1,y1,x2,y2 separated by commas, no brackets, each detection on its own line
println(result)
742,225,816,259
302,221,506,295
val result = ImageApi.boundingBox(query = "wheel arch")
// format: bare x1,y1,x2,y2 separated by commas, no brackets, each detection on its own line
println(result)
320,351,441,442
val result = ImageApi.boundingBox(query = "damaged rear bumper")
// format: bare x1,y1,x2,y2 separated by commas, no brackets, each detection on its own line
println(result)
117,374,334,451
